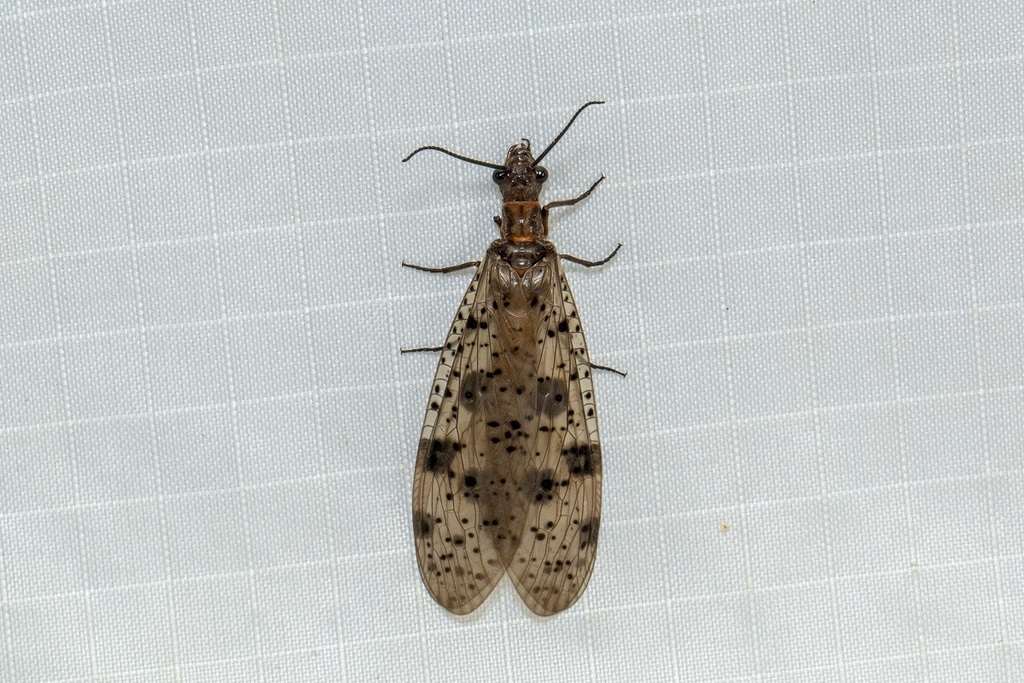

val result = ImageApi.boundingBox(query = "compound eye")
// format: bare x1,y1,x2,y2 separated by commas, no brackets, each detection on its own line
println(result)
534,167,548,182
491,169,507,183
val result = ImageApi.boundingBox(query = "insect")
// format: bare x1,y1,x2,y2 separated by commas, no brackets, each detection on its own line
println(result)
403,101,622,615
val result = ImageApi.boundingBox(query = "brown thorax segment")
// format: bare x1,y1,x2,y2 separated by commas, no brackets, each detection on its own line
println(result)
500,201,547,243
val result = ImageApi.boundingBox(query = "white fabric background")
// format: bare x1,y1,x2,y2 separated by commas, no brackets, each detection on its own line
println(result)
1,0,1022,681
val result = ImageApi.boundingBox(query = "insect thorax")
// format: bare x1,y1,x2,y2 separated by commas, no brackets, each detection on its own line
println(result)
499,200,548,243
492,238,553,275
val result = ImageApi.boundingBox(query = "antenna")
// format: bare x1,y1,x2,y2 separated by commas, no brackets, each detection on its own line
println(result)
533,101,604,164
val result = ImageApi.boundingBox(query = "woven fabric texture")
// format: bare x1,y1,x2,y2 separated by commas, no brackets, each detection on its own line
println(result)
1,0,1022,681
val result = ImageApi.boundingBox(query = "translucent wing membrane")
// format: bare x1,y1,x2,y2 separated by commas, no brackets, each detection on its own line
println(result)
506,261,601,615
413,250,602,615
413,261,507,614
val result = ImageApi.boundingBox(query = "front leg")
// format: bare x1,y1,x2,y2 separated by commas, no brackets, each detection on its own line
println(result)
543,175,605,212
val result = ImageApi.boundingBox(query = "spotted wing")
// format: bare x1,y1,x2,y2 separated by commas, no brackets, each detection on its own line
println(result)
413,254,512,614
495,253,602,616
414,250,603,616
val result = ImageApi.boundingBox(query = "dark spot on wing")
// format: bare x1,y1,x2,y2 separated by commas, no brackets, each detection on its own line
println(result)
521,468,559,504
459,369,491,410
414,511,433,538
562,442,598,478
579,517,599,549
535,377,568,417
421,438,457,474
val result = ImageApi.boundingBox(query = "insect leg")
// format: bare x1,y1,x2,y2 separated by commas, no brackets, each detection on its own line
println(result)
543,175,605,211
402,260,480,274
401,346,443,354
591,363,627,377
560,243,622,268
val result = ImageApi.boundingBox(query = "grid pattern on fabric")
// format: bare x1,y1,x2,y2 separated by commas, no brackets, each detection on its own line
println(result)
1,0,1022,681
